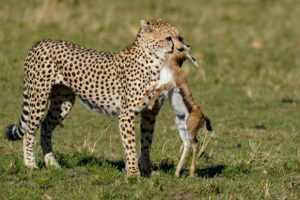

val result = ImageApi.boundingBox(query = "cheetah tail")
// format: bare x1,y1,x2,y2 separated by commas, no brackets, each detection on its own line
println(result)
4,124,25,140
204,116,212,132
4,85,30,140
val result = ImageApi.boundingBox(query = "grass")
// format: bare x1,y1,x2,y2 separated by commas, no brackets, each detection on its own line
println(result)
0,0,299,199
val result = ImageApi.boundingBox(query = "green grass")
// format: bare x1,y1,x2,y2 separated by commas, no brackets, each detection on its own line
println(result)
0,0,299,199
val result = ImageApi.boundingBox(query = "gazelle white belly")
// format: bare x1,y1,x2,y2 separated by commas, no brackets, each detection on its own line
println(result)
158,67,174,86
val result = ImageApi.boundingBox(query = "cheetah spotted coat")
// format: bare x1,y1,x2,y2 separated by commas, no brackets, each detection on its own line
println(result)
5,19,186,176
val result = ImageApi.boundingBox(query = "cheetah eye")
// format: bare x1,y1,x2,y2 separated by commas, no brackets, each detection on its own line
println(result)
165,36,172,41
178,36,184,42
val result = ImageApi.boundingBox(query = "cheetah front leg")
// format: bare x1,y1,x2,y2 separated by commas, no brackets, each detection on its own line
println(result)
139,97,164,176
119,109,140,176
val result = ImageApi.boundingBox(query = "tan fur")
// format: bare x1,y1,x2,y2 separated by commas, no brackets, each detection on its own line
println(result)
144,48,212,176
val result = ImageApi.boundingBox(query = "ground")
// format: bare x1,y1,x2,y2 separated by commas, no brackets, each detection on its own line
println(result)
0,0,299,199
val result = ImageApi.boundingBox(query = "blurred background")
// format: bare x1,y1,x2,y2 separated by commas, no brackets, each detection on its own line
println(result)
0,0,299,199
1,0,299,100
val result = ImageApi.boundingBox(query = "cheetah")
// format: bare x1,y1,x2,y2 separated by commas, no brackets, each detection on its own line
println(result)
141,44,212,176
4,19,187,176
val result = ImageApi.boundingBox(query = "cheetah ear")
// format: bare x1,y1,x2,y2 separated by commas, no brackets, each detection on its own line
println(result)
140,19,151,32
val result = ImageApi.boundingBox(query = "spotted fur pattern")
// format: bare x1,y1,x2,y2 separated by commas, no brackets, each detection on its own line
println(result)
5,19,182,176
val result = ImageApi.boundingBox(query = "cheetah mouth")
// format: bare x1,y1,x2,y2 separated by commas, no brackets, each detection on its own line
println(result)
166,42,174,54
166,47,174,54
166,50,174,54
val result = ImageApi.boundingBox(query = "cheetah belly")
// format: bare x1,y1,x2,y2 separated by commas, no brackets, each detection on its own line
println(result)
78,95,121,117
74,81,121,117
57,68,122,117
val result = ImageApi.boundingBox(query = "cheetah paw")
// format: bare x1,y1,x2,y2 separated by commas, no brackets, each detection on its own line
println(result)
44,153,60,168
24,161,39,169
147,102,155,110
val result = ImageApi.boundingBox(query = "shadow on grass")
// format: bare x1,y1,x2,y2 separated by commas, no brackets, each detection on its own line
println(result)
54,152,125,171
194,165,227,178
53,153,226,178
155,158,226,178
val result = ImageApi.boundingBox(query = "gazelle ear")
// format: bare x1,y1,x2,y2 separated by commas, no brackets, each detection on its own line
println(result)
140,19,151,32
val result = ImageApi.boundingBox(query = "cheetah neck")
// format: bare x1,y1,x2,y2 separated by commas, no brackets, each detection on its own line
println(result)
145,51,166,84
121,43,166,83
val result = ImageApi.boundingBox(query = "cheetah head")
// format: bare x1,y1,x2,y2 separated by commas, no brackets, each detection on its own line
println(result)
137,19,183,61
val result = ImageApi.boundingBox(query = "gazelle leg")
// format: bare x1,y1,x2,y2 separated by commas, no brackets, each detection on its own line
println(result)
137,84,157,110
175,140,190,177
175,116,190,177
190,141,199,177
148,81,175,109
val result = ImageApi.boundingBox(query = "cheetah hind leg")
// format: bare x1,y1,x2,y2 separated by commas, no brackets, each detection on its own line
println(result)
22,83,53,169
40,85,75,168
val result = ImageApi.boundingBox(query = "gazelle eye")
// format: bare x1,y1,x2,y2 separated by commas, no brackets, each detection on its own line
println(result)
178,36,184,42
166,36,172,41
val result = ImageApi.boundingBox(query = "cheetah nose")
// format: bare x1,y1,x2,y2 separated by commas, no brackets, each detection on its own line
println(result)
177,47,185,52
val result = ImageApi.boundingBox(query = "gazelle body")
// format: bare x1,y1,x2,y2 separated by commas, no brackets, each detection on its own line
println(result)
143,45,212,176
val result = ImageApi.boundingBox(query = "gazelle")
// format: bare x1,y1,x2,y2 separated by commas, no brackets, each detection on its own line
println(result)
141,44,212,176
